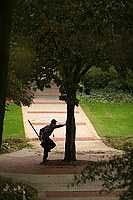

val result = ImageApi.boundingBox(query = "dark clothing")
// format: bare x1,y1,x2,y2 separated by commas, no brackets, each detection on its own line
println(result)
40,138,56,150
39,124,65,138
39,122,65,162
41,139,56,162
43,148,48,162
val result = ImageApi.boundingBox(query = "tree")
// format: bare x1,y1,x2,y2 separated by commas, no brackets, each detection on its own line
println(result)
23,0,133,161
0,0,14,151
28,0,112,160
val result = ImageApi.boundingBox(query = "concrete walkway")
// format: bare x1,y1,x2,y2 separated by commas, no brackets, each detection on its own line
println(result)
22,82,118,154
0,83,122,200
0,148,120,200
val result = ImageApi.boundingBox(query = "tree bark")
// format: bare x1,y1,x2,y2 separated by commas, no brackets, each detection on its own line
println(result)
64,102,76,161
0,0,14,152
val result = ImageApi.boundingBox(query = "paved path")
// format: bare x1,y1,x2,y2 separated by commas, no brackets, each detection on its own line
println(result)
22,82,118,154
0,149,121,200
0,83,122,200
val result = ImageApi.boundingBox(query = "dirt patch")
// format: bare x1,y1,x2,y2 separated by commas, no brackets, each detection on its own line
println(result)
41,159,91,167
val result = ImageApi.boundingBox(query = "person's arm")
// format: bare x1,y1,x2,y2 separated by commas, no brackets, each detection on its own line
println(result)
54,123,66,129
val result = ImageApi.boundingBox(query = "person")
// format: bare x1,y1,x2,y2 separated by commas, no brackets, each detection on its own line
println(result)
39,119,66,164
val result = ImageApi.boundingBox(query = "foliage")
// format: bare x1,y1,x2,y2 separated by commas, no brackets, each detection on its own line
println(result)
7,44,35,106
30,0,98,96
28,0,133,99
78,90,133,103
81,66,133,94
1,138,32,154
26,0,133,109
6,0,38,106
73,144,133,200
103,137,133,150
0,175,38,200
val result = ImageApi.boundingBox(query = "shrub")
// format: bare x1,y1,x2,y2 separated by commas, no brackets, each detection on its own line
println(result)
77,89,133,103
0,176,38,200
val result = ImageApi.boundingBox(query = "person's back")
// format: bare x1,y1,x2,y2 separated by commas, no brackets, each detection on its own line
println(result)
40,124,56,135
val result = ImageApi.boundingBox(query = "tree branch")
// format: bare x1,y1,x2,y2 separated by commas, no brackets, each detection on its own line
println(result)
79,63,92,79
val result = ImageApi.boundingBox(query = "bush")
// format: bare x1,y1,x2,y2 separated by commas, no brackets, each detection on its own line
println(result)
0,176,38,200
77,89,133,103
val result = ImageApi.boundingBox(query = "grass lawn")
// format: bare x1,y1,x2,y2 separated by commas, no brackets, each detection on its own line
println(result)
3,104,25,139
80,102,133,137
80,102,133,149
2,102,133,151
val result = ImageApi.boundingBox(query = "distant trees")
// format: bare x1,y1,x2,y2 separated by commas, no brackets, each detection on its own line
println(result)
82,65,133,94
81,0,133,94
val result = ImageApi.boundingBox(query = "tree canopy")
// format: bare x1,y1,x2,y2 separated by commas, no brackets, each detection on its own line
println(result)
8,0,133,105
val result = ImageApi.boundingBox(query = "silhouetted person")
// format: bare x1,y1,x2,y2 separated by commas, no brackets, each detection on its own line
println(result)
39,119,66,164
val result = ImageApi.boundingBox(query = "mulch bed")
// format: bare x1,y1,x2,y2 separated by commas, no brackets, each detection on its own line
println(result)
0,155,90,174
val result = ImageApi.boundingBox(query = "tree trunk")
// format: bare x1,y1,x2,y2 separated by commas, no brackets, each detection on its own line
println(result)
0,0,14,152
64,102,76,161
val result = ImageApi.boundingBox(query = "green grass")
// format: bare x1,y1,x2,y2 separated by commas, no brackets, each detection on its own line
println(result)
80,102,133,137
3,104,25,139
2,102,133,151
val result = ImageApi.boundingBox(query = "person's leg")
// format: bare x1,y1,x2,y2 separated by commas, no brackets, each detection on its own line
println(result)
41,139,56,164
43,148,48,162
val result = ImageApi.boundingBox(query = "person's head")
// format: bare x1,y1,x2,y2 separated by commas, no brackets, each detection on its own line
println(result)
51,119,57,124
